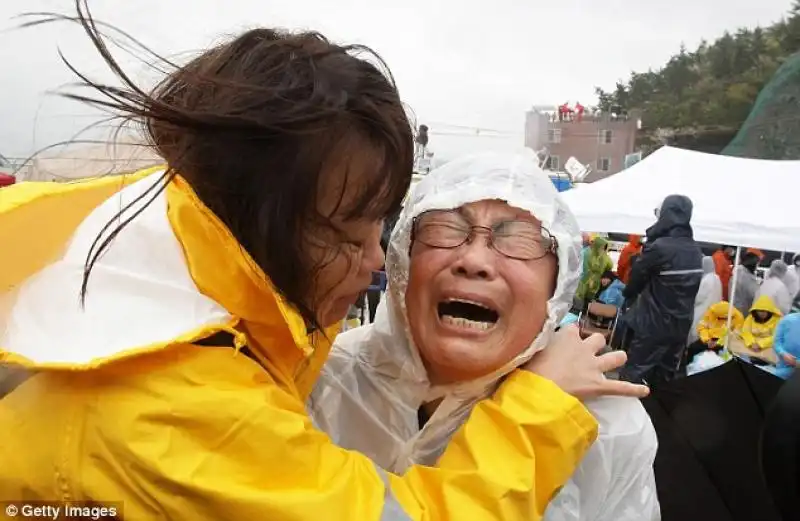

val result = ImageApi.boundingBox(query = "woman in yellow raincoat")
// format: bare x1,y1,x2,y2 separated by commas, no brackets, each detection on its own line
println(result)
741,295,784,351
0,4,646,521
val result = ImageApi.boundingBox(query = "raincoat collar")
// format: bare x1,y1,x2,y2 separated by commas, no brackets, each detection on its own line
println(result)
166,176,337,395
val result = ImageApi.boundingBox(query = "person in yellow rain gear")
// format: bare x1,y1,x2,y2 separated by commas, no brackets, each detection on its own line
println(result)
741,295,784,352
0,4,647,521
685,301,744,366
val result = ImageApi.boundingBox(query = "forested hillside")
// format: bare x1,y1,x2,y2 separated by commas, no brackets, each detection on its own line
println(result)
595,1,800,153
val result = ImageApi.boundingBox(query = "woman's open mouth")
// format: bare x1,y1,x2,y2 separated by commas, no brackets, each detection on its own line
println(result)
437,298,500,332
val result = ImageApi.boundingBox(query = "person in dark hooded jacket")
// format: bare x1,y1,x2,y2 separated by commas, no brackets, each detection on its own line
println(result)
619,195,704,385
365,208,401,322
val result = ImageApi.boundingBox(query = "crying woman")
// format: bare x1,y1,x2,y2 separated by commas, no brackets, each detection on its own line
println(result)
309,150,660,520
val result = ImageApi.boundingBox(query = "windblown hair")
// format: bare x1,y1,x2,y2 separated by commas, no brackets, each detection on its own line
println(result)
23,0,414,330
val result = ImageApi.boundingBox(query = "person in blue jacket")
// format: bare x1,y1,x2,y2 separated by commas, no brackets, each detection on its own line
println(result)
772,313,800,379
586,271,626,329
597,271,626,308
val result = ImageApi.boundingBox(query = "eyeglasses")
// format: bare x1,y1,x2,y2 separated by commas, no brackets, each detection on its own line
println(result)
411,210,557,261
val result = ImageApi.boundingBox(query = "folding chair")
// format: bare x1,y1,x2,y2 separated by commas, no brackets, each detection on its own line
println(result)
579,302,621,344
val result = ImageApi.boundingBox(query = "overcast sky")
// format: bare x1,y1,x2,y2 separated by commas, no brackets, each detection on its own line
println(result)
0,0,791,160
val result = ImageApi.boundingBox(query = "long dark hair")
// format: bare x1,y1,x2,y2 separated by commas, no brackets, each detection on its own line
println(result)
22,1,414,330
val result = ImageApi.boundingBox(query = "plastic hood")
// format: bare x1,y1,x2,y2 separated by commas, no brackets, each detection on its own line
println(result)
370,149,582,400
767,259,788,279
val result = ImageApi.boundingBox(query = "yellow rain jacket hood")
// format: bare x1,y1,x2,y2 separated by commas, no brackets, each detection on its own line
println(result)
1,169,597,521
742,295,783,351
310,150,660,521
697,301,744,345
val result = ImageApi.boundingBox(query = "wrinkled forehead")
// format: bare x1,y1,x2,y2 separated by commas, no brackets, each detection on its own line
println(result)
437,199,542,225
406,179,558,231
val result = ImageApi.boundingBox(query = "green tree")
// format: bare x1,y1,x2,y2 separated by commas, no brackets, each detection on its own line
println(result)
593,1,800,143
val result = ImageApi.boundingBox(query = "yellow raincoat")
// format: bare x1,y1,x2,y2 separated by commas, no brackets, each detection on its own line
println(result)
697,302,744,345
741,295,783,351
0,169,597,520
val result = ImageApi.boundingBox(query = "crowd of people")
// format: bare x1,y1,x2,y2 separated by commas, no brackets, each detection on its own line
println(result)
570,198,800,519
692,247,800,379
576,218,800,383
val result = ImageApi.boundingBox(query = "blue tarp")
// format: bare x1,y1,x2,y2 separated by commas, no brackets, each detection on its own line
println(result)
549,175,572,192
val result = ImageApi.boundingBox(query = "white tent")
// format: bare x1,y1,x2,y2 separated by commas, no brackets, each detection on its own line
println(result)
560,146,800,252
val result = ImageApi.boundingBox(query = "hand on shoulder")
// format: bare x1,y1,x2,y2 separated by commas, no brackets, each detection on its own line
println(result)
523,326,650,401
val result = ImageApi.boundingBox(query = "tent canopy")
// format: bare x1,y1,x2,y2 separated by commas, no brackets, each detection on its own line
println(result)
560,146,800,252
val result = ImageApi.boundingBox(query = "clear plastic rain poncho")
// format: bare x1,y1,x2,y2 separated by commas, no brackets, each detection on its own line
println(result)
309,150,660,521
689,257,723,344
757,260,794,316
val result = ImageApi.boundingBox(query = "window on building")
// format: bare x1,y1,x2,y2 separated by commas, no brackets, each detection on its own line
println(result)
546,155,560,171
597,157,611,172
547,128,562,144
598,129,613,144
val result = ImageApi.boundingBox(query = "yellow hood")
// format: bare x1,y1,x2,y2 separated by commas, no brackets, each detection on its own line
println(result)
708,301,738,320
705,302,744,327
0,169,335,397
749,295,783,317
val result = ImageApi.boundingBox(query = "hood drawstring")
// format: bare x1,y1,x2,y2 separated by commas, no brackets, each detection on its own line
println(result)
217,324,249,356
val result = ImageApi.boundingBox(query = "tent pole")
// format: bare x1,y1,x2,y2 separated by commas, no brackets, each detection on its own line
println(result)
725,246,742,351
